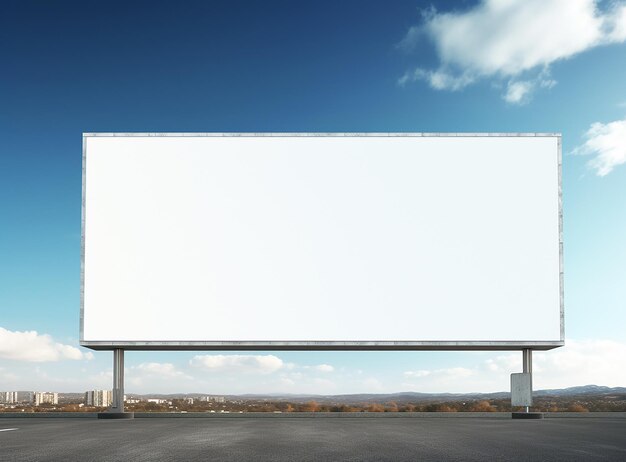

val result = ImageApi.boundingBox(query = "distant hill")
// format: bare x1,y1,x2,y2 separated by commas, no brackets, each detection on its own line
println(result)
533,385,626,396
229,386,626,404
58,385,626,404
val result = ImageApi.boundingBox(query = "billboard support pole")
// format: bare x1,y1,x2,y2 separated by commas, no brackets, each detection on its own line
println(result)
98,348,133,419
511,348,541,419
522,348,532,413
112,348,124,412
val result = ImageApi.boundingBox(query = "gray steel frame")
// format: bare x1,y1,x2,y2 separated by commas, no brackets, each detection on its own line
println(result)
80,133,564,351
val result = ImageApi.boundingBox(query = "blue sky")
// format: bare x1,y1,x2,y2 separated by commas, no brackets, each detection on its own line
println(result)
1,0,625,395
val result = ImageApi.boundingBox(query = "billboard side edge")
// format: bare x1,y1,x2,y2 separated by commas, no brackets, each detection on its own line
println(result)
558,135,565,343
80,134,86,345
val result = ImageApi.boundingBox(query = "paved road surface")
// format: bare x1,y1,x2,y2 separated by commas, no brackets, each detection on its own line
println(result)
1,417,625,461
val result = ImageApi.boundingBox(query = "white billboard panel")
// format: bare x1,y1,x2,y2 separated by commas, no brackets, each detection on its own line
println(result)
81,134,563,350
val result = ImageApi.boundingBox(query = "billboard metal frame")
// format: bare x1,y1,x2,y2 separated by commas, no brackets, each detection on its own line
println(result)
80,133,564,351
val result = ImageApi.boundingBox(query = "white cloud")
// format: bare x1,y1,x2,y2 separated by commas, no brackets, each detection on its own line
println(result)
397,5,438,51
314,364,334,373
399,0,626,102
402,340,626,392
0,327,93,362
504,80,533,104
572,118,626,175
531,340,626,389
398,68,474,91
133,362,188,378
189,354,284,374
484,340,626,389
127,362,191,388
608,3,626,41
301,364,334,373
502,73,557,104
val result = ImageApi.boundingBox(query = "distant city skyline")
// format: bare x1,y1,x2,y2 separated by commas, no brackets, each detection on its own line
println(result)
1,0,625,394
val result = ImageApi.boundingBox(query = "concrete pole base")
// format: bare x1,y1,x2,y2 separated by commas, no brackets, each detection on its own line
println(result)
97,412,135,419
512,412,543,419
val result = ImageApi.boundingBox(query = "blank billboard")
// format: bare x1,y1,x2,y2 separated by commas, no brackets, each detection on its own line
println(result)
81,133,563,350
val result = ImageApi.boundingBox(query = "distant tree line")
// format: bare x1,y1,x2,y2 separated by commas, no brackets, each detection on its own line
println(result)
3,394,626,413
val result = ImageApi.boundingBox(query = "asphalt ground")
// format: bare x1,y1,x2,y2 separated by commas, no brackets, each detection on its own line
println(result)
1,417,625,461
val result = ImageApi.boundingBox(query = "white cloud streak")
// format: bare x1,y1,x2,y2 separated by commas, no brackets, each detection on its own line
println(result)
188,355,336,377
404,367,473,379
572,118,626,175
399,0,626,103
301,364,335,373
0,327,93,362
190,354,284,374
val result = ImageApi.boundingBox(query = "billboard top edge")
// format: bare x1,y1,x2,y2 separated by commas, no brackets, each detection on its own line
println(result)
82,132,562,138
